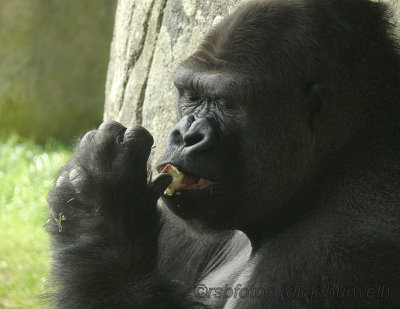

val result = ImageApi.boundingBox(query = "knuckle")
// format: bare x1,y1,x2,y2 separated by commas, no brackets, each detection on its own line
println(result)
55,171,69,187
68,166,86,190
55,172,68,187
98,120,126,133
97,121,127,145
79,130,97,147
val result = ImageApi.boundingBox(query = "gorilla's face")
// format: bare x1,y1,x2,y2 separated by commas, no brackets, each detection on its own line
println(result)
157,3,321,230
157,65,249,229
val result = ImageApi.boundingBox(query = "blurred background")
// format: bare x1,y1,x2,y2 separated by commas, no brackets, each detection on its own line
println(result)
0,1,117,307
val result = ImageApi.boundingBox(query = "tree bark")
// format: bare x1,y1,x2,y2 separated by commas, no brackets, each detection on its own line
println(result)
104,0,399,165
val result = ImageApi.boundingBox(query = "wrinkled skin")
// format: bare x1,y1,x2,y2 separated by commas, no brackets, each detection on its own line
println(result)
46,0,400,308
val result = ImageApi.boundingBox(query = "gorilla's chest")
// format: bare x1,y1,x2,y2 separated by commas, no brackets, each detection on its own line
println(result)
190,243,253,308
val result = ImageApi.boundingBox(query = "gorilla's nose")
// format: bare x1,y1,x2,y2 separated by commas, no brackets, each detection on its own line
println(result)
168,115,217,154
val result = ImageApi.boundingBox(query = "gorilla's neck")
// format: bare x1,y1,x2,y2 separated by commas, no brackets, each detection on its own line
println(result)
240,201,313,250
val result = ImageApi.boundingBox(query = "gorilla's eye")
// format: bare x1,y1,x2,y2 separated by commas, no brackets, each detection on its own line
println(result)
186,90,201,102
218,98,235,109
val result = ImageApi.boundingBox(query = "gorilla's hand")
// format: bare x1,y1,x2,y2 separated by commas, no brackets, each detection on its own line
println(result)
47,121,171,242
46,122,188,308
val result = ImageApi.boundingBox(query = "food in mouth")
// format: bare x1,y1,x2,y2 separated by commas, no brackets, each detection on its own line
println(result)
160,164,215,196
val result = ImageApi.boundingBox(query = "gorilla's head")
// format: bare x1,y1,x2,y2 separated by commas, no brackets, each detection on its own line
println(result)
157,0,400,232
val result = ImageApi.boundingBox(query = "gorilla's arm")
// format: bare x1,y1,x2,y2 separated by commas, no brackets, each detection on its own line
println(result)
46,121,187,308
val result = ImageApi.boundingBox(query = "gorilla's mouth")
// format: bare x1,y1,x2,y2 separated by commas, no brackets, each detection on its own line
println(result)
159,164,216,195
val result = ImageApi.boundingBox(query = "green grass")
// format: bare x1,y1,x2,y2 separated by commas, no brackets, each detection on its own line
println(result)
0,135,71,309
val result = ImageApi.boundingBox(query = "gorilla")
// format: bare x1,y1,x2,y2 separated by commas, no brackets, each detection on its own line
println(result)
46,0,400,308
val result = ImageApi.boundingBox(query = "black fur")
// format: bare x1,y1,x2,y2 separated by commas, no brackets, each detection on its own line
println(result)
46,0,400,308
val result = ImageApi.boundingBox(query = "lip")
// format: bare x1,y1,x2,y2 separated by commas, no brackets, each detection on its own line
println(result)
164,182,219,196
157,162,218,182
157,162,200,176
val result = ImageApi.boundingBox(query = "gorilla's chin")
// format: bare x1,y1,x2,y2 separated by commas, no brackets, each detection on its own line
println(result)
161,185,221,220
160,186,243,230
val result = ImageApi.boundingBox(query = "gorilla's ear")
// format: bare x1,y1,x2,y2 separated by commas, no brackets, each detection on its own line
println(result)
308,83,327,131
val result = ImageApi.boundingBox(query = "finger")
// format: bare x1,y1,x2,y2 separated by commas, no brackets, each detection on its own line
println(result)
124,125,153,146
77,130,97,149
149,173,172,198
98,121,127,144
123,125,154,159
98,120,126,132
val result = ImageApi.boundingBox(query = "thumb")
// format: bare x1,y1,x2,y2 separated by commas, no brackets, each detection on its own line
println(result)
149,173,172,199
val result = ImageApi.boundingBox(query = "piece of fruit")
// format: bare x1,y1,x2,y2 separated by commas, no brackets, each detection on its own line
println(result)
160,164,184,196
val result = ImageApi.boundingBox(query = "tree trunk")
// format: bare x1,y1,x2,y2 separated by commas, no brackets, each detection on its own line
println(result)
104,0,399,165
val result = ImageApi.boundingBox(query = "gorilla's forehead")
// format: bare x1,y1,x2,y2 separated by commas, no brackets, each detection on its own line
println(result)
179,0,315,93
173,66,254,101
203,0,306,63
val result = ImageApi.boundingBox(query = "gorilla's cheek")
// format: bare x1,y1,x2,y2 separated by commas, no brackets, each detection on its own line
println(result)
240,119,315,213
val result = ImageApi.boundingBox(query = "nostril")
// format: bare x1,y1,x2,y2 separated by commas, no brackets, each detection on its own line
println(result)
183,132,204,146
169,129,184,145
